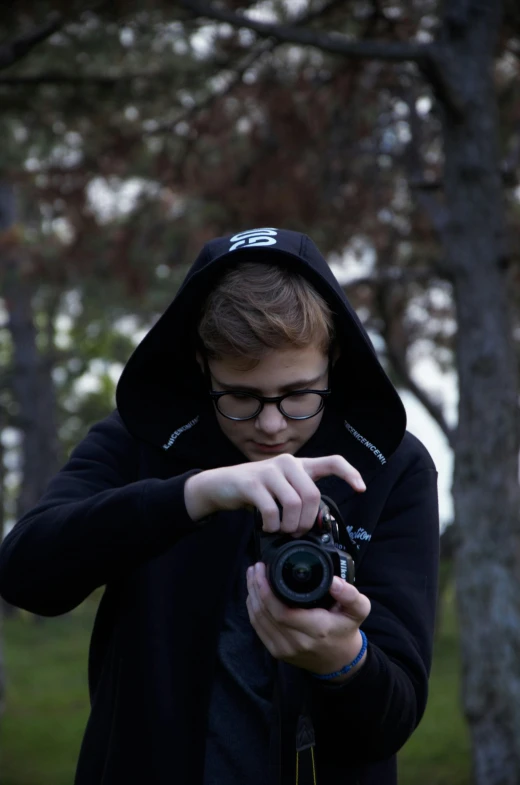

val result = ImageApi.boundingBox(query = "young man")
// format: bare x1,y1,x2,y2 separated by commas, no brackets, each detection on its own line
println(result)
0,228,439,785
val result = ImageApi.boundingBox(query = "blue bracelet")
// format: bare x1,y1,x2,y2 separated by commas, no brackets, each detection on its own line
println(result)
311,631,368,681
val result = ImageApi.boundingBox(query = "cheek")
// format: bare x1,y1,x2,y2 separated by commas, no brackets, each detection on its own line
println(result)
299,410,324,440
215,412,248,441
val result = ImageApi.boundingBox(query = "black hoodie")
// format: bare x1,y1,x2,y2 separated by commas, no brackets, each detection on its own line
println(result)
0,228,439,785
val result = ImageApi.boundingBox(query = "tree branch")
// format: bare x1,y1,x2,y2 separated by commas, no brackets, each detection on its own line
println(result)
416,48,466,119
180,0,430,62
344,273,455,445
147,0,356,136
0,3,347,91
0,70,182,86
385,340,455,446
0,13,62,71
404,90,454,253
180,0,466,117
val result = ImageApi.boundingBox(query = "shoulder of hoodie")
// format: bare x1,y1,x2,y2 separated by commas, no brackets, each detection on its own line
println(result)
386,430,438,478
68,409,139,467
79,409,132,442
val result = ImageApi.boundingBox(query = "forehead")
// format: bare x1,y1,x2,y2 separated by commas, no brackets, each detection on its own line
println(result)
209,344,328,392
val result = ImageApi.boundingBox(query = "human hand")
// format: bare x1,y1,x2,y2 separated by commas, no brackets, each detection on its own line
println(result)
184,453,365,536
246,562,370,680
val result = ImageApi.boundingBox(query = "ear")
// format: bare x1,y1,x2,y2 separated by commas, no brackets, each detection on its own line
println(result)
195,351,204,373
331,341,341,366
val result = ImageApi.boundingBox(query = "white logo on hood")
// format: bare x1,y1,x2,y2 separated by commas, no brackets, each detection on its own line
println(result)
344,421,387,465
162,416,200,451
229,228,278,252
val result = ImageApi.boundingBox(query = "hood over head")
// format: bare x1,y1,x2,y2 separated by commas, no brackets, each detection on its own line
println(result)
116,228,406,468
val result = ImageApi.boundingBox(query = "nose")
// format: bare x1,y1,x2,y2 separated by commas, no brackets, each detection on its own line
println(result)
254,403,288,436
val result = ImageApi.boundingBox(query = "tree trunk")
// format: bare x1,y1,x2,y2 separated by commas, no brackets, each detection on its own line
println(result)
440,2,520,783
4,270,61,516
0,181,61,621
1,182,60,516
0,411,6,720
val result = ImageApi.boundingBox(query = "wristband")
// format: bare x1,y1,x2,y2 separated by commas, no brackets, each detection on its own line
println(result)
311,630,367,681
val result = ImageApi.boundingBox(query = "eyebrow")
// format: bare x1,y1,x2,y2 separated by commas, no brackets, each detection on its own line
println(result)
211,370,328,394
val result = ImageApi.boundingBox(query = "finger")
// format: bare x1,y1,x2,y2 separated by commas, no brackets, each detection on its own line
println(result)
301,455,366,492
329,577,371,622
251,566,361,660
247,568,315,659
249,484,282,533
263,475,303,535
246,567,287,650
278,460,321,535
247,563,286,627
246,564,264,610
245,592,279,655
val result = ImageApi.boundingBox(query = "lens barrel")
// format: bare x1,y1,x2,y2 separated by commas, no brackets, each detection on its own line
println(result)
268,540,333,609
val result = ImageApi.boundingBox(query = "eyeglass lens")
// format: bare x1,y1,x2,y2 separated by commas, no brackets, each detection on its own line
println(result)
216,392,324,420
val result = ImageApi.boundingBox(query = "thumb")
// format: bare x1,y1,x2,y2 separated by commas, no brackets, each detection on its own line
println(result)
301,455,365,493
329,577,371,621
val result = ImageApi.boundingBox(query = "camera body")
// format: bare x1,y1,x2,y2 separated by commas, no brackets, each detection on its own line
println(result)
254,496,358,610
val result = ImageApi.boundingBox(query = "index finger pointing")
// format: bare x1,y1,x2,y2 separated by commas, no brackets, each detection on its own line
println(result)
301,455,366,492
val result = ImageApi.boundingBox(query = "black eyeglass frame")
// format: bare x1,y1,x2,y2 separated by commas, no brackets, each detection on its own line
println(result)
208,388,331,421
202,352,333,421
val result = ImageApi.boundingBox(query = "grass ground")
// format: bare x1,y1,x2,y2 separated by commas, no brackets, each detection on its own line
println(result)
398,583,471,785
1,585,471,784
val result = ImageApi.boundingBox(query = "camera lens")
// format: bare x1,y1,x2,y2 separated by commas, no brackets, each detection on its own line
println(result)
262,538,334,608
282,552,324,594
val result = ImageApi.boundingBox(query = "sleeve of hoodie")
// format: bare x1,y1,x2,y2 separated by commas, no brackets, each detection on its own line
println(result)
310,453,440,764
0,411,201,617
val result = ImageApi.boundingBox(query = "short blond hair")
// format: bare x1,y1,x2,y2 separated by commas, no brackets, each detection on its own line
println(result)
198,262,334,363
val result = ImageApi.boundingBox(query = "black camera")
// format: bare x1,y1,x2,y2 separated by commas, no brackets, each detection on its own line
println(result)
253,496,358,610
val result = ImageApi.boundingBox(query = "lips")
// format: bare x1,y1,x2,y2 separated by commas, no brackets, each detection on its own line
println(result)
253,441,288,451
257,442,285,447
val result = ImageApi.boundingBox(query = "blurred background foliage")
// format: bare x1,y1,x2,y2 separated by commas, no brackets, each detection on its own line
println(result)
0,0,465,527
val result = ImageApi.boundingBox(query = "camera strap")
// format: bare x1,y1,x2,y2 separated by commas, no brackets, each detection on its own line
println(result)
295,697,318,785
252,528,318,784
272,663,319,785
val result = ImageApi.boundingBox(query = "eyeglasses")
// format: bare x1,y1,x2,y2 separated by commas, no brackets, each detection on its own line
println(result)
208,388,331,421
203,354,332,421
